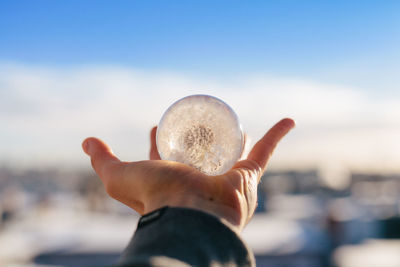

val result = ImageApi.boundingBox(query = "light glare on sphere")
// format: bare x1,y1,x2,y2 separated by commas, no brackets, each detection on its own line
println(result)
156,95,243,175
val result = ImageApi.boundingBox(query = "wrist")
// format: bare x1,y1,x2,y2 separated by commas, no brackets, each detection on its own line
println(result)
145,194,244,232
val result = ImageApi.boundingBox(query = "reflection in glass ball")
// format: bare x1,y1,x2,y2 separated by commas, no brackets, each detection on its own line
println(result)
156,95,243,175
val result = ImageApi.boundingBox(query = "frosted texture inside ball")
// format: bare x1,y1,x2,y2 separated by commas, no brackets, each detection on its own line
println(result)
157,95,243,175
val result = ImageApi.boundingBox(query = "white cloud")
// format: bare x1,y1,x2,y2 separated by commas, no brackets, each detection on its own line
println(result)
1,63,400,173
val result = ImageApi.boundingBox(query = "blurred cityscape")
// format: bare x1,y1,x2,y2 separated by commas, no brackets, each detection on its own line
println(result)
1,166,400,267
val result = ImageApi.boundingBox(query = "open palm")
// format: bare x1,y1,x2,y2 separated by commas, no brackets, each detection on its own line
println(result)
82,118,294,231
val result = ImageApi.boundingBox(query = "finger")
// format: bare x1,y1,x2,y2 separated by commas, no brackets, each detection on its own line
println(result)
240,132,248,159
82,138,146,214
82,137,126,185
244,118,295,173
149,126,161,160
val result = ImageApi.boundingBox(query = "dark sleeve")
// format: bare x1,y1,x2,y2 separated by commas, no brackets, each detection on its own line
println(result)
115,206,255,267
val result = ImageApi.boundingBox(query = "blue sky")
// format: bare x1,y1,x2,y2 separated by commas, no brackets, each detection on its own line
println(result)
1,1,400,175
1,1,399,92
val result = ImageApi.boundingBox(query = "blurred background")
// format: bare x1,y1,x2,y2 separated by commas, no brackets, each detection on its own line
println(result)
1,1,400,266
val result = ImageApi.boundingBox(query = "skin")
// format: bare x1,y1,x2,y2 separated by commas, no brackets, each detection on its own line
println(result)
82,118,295,232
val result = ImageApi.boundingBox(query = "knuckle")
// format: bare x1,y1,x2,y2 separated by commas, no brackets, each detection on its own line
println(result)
230,168,259,216
246,160,263,174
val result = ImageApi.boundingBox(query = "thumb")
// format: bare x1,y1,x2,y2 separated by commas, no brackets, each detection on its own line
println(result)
149,126,161,160
82,137,125,185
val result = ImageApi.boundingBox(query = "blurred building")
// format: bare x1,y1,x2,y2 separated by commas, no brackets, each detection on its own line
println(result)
1,167,400,267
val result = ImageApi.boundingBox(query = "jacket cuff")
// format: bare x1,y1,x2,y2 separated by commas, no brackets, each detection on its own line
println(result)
117,206,255,267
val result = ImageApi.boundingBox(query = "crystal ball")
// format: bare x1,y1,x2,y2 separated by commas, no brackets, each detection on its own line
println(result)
156,95,243,175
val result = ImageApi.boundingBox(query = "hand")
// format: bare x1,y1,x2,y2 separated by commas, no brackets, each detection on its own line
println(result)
82,118,295,232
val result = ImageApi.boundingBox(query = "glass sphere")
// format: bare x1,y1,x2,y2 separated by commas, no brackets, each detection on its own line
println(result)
156,95,243,175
